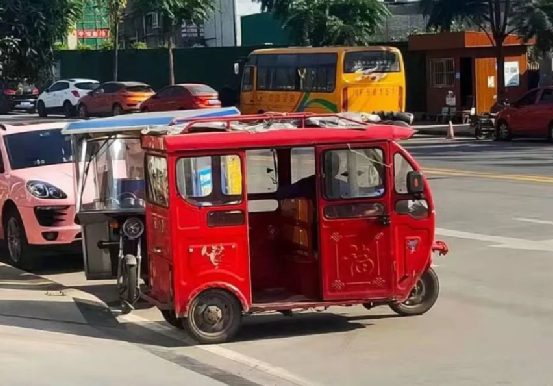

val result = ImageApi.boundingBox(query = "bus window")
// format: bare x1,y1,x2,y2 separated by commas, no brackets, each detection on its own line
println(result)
344,51,400,73
242,66,254,91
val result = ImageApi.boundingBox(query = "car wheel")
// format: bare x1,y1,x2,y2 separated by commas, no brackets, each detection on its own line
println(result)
497,121,512,141
4,208,39,270
63,100,75,118
548,123,553,143
37,101,47,117
112,103,123,116
78,104,88,118
184,289,242,344
389,268,439,316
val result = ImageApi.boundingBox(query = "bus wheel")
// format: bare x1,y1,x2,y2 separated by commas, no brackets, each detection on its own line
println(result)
185,289,242,344
389,268,439,316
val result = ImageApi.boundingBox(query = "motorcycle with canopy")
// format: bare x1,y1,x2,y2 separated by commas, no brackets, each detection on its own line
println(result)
62,108,241,306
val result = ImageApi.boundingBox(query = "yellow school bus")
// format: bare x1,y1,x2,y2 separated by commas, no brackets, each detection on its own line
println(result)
240,46,406,115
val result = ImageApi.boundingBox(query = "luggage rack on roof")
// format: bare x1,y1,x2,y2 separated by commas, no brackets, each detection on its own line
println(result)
164,112,373,135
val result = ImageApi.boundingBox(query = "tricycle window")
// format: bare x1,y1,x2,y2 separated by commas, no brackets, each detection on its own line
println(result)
146,155,169,207
394,153,415,194
177,155,243,207
323,148,385,200
79,137,145,212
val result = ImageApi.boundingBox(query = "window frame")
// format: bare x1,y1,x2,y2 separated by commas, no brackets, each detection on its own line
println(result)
145,154,169,208
321,147,386,201
393,152,415,195
176,154,244,207
241,65,254,92
429,58,455,88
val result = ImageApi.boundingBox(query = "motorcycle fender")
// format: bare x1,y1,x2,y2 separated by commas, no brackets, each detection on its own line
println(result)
125,254,138,267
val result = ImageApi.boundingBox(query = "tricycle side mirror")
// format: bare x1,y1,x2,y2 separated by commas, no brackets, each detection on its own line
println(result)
407,171,425,196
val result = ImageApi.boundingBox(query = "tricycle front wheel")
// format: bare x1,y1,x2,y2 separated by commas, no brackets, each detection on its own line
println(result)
389,268,439,316
185,289,242,344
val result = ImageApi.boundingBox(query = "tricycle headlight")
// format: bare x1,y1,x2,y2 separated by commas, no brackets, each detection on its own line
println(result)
26,181,67,199
122,217,144,240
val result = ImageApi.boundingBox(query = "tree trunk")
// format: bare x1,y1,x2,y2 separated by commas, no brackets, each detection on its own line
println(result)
168,31,175,85
496,36,506,101
113,19,119,81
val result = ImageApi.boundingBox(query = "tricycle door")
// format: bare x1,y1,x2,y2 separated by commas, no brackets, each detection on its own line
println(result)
172,152,250,315
317,143,394,301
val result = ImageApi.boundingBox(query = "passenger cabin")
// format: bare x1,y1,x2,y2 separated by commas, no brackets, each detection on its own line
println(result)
141,115,433,315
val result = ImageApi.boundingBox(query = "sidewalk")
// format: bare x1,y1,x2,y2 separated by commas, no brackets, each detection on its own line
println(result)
412,122,472,136
0,263,225,386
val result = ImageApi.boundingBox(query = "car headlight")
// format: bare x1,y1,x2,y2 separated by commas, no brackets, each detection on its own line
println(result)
122,218,144,239
26,181,67,199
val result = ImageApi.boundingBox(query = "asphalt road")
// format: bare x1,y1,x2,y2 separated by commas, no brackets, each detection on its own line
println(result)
2,114,553,385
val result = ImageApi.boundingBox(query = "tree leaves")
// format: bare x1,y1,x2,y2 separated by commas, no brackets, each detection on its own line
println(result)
255,0,389,46
0,0,84,81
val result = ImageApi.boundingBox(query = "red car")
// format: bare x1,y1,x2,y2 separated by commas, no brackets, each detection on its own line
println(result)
78,81,154,117
496,87,553,141
140,84,221,112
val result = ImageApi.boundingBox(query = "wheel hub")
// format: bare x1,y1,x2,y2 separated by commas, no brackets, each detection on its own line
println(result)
405,280,426,306
203,305,223,324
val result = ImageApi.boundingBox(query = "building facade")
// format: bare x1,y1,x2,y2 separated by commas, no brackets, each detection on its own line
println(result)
68,0,110,49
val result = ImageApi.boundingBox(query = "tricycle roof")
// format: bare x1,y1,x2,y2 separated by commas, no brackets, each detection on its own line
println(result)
61,107,240,136
142,114,415,153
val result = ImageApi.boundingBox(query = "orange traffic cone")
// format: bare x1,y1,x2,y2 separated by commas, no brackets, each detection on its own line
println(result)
446,120,455,140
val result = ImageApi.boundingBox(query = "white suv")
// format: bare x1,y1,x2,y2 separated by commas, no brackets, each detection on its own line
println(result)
37,79,99,118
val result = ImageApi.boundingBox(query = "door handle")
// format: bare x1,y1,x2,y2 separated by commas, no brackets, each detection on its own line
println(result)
153,247,162,253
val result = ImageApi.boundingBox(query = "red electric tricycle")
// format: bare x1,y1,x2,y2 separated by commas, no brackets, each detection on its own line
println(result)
139,113,449,344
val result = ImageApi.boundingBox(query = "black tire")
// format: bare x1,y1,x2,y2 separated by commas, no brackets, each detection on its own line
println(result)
497,120,512,141
63,100,75,118
0,99,11,115
184,289,242,344
78,104,88,118
27,107,36,114
161,309,184,330
475,125,486,140
112,103,123,116
548,123,553,143
37,101,47,117
121,259,139,304
3,208,39,270
389,268,439,316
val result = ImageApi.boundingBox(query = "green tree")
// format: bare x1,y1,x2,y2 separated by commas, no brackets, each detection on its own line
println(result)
420,0,548,100
255,0,389,46
95,0,127,81
0,0,84,81
135,0,214,85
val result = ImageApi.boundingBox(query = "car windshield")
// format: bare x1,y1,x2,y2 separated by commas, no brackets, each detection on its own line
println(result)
4,129,73,170
126,85,153,93
75,82,99,90
186,84,217,95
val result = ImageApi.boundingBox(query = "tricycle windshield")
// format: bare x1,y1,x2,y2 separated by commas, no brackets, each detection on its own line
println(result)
77,136,145,212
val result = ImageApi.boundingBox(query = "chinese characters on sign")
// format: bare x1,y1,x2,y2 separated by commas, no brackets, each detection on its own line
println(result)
77,29,110,39
504,62,520,87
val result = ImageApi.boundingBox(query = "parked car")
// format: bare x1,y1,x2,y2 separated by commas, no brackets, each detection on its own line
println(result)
77,81,154,117
0,79,39,114
140,84,221,112
0,122,80,269
37,78,99,118
496,87,553,141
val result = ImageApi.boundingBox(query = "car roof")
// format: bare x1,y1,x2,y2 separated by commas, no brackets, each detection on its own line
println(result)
65,78,99,83
157,125,414,153
62,107,240,135
0,121,68,135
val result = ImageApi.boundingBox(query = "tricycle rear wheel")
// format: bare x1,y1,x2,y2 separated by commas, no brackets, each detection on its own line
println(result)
161,310,184,330
184,289,242,344
389,268,439,316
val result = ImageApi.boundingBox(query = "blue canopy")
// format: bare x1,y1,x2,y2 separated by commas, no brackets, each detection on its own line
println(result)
62,107,240,135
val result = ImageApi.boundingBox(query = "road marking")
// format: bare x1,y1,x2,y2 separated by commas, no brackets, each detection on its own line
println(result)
425,168,553,184
436,228,553,252
120,313,319,386
514,218,553,226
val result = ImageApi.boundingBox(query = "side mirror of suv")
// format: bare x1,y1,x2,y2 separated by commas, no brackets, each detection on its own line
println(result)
407,171,424,196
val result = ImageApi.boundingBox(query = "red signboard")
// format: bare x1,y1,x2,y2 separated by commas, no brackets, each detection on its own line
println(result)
77,29,110,39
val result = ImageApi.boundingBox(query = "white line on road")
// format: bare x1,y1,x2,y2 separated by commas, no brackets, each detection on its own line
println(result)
436,228,553,252
513,218,553,226
120,313,319,386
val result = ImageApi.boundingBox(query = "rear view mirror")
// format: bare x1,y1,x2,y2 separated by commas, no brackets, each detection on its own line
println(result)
234,63,240,75
407,171,424,196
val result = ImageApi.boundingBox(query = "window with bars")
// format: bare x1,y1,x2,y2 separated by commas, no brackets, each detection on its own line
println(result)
430,58,455,88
